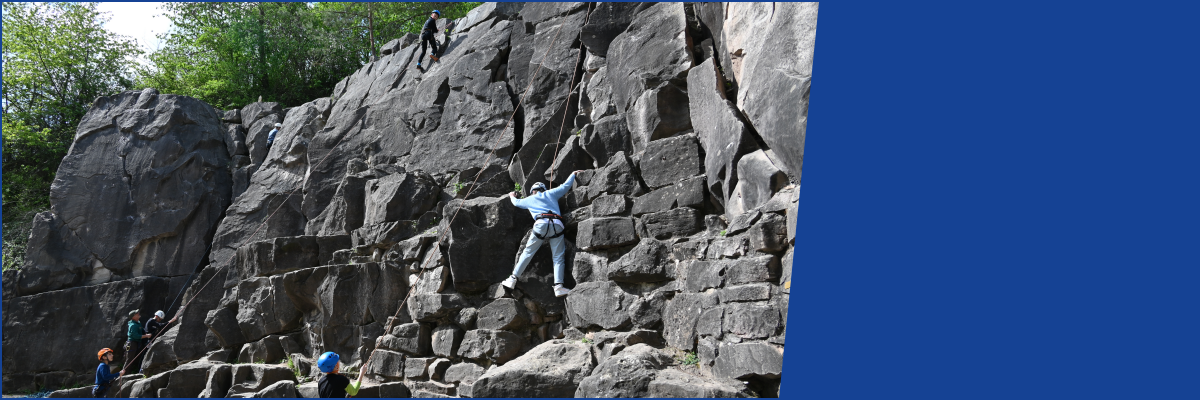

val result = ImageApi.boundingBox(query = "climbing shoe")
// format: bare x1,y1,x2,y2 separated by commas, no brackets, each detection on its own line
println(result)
553,284,571,298
502,275,517,290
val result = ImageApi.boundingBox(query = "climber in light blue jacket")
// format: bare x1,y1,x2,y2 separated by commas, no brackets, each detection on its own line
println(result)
503,170,583,297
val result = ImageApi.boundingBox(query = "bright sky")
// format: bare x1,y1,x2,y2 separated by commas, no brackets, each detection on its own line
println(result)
94,2,172,64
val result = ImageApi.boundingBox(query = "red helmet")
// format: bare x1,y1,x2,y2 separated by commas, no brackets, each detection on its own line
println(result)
98,348,114,361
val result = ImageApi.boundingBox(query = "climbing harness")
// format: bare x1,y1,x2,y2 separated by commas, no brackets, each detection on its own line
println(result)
533,214,567,240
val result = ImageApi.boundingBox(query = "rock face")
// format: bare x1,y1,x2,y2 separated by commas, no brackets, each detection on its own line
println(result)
4,3,813,396
18,89,231,296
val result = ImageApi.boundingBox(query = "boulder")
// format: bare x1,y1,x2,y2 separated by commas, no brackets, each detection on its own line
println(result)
579,115,633,169
378,382,412,398
580,2,642,57
252,380,297,398
625,85,694,155
440,196,533,293
21,89,230,296
732,150,789,215
476,298,531,331
748,213,790,253
631,176,707,216
727,255,782,285
564,281,636,330
629,290,671,329
576,217,638,250
719,283,773,303
431,324,465,358
236,277,302,342
457,329,523,364
606,239,672,283
47,387,92,398
428,358,452,381
363,171,441,225
587,151,646,198
724,302,782,339
404,357,434,379
470,340,596,397
444,362,486,385
662,292,718,350
639,134,702,189
647,369,753,397
364,349,406,379
639,207,704,240
225,364,296,397
607,3,692,115
407,293,469,322
712,343,784,380
377,323,431,356
576,344,673,397
736,3,818,181
687,58,759,208
590,194,629,217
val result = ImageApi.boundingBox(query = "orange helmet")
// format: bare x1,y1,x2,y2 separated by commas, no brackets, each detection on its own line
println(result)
98,348,114,361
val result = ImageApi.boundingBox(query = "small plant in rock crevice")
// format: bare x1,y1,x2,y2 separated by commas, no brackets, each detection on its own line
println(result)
679,351,699,366
719,229,727,236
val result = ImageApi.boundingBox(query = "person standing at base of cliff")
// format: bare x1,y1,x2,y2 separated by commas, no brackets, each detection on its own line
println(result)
316,352,361,398
93,348,124,397
124,309,151,373
416,10,442,68
503,171,585,298
145,310,178,340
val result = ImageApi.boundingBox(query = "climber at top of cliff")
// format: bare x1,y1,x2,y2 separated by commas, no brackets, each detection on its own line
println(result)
266,122,281,148
502,171,584,298
415,10,442,69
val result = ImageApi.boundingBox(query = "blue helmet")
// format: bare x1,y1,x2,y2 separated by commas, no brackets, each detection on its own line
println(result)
317,352,340,373
432,10,441,16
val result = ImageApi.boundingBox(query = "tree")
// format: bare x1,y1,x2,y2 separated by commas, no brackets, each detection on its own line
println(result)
2,2,142,270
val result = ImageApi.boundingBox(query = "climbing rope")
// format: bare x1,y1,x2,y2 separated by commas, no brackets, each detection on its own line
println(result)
548,3,593,184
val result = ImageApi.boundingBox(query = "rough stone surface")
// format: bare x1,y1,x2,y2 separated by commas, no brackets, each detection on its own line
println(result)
736,3,818,181
712,343,784,380
471,340,596,398
19,89,231,296
576,344,674,397
565,281,637,330
457,329,523,364
576,217,638,250
4,2,811,393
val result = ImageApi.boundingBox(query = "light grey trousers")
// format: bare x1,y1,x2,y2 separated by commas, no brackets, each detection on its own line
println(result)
510,222,566,285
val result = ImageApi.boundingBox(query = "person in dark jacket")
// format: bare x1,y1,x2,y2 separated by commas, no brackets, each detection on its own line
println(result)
93,348,124,398
316,352,360,398
124,310,151,373
416,10,442,68
144,310,177,340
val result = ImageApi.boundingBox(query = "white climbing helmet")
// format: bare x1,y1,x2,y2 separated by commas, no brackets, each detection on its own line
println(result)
274,123,282,128
529,182,547,194
155,310,165,319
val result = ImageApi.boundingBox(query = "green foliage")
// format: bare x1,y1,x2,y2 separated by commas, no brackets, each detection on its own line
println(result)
139,2,479,109
679,351,698,366
719,229,728,237
514,182,523,195
3,2,142,270
580,337,593,344
454,181,467,195
287,356,303,378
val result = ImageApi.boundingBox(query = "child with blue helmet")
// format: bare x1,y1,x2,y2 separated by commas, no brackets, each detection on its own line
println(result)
317,352,361,398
